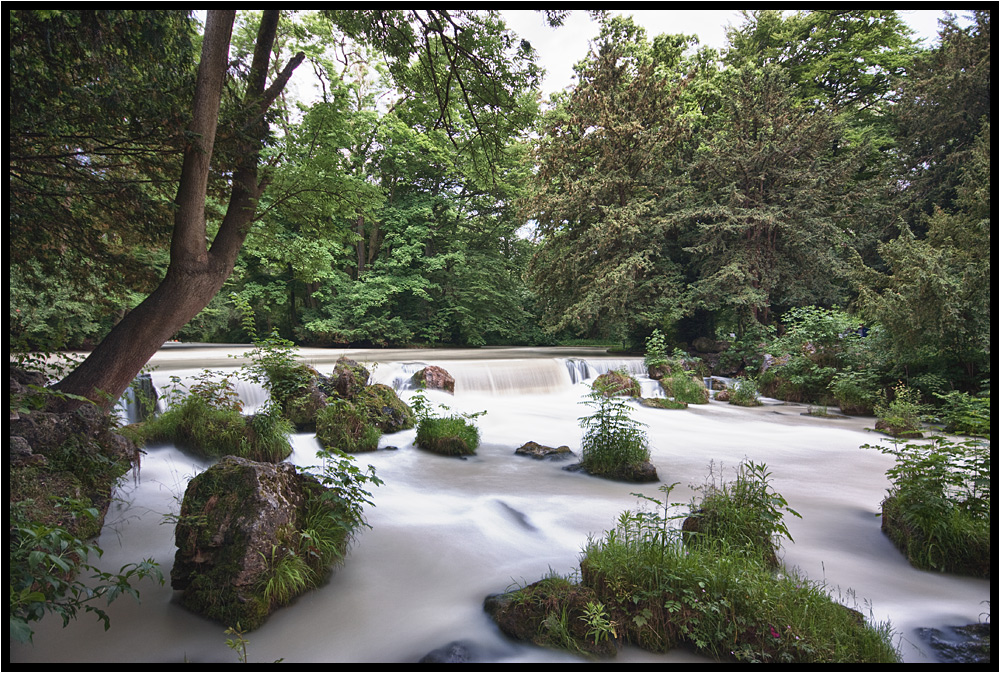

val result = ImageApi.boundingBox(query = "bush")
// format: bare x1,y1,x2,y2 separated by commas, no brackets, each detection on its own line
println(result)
316,398,382,453
829,370,880,415
593,370,641,397
579,387,651,480
139,373,292,462
728,377,762,407
494,475,900,662
931,390,990,438
415,416,480,456
865,436,990,577
659,372,709,404
874,383,926,438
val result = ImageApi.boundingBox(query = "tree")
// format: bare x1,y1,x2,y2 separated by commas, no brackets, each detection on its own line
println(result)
53,10,304,407
681,66,863,331
527,16,694,342
9,10,198,349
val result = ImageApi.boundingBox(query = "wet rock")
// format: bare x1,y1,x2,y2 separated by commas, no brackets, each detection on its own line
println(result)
563,460,658,483
419,640,476,663
592,370,640,397
412,365,456,394
331,356,371,400
171,456,345,630
515,441,575,460
917,623,991,664
359,383,416,433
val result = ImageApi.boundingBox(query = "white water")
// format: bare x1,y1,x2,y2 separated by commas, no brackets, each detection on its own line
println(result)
12,346,990,664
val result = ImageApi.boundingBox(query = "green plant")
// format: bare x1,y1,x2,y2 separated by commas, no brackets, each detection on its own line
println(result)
728,377,762,407
685,461,801,566
644,329,670,369
256,546,313,607
931,390,990,438
316,398,382,453
659,372,709,404
579,386,650,478
9,499,163,644
874,383,926,437
581,601,618,645
829,369,880,415
864,436,990,576
415,416,481,456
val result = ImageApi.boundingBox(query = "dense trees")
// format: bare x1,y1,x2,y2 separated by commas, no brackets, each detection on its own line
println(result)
8,9,991,402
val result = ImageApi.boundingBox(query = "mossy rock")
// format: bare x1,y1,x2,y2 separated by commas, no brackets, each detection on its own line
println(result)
570,460,659,483
639,397,688,410
357,383,415,433
330,357,371,400
171,456,349,630
316,399,382,453
659,374,709,404
484,578,618,659
593,371,641,397
416,416,479,456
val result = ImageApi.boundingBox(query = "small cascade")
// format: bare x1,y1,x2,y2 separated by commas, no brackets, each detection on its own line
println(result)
115,373,159,425
563,357,647,386
368,361,428,392
444,359,574,395
147,369,271,415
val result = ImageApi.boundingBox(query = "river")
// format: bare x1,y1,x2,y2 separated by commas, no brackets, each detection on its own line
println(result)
10,345,990,664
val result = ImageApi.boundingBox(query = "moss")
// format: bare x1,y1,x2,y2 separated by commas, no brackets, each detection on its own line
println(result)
316,399,382,453
357,383,415,433
639,397,688,410
659,373,709,404
416,416,479,456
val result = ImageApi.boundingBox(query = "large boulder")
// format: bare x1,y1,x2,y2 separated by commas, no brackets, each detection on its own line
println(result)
330,356,371,400
171,456,347,630
412,365,455,394
358,383,416,433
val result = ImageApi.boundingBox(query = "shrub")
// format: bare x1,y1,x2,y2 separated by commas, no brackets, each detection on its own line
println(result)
931,390,990,438
579,386,651,479
415,416,480,456
874,383,926,438
865,436,990,577
643,329,671,370
659,373,709,404
316,398,382,453
829,369,880,415
728,377,762,407
683,462,800,567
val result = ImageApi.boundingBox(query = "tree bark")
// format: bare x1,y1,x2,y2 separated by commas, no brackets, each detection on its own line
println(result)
54,10,304,409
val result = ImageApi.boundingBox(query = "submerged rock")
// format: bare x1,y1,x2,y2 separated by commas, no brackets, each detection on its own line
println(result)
563,460,659,483
917,623,991,664
515,441,575,460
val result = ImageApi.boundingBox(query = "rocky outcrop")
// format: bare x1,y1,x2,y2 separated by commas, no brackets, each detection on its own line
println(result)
515,441,575,460
412,365,456,394
563,460,659,483
331,356,371,400
171,456,347,630
592,370,640,397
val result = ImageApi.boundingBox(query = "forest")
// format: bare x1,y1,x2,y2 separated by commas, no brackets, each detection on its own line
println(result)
9,9,991,408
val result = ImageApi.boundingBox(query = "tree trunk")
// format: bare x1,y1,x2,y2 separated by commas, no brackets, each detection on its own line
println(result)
54,10,303,410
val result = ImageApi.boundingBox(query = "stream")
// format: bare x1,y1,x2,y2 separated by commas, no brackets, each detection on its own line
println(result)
10,345,990,664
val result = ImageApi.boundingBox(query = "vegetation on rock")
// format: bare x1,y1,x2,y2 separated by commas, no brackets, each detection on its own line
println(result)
578,385,656,482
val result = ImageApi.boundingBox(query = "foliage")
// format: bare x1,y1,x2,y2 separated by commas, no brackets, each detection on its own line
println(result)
315,398,382,454
574,477,898,662
829,370,880,415
685,461,800,565
727,378,762,407
931,391,991,438
9,499,163,644
874,383,926,438
139,378,293,462
659,373,710,405
864,436,990,576
307,447,384,538
415,416,481,457
579,385,650,478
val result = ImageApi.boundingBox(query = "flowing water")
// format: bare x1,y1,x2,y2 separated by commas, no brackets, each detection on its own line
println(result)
11,346,989,664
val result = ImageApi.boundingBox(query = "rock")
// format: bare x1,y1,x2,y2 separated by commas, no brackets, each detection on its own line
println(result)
331,356,371,400
171,456,345,630
714,389,731,402
515,441,575,460
484,580,618,658
916,623,991,664
358,383,416,433
412,365,456,394
419,641,476,663
646,363,672,380
639,397,687,410
592,371,640,397
563,460,659,483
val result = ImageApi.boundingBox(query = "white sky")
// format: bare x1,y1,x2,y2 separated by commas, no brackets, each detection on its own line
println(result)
500,9,976,100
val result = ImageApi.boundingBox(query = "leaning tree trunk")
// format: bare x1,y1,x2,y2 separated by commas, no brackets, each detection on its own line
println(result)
54,10,303,410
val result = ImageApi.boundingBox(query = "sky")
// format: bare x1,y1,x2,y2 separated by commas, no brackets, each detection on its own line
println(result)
500,9,976,100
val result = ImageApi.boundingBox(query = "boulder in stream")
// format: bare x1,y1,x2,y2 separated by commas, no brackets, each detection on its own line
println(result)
412,365,456,394
171,456,350,630
515,441,575,460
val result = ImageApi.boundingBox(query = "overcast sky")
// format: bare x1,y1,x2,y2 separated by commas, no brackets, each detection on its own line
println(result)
500,9,976,100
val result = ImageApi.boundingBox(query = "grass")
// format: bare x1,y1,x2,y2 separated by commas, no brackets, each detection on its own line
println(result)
579,387,651,479
659,373,709,404
315,398,382,453
489,469,901,663
415,416,480,456
138,394,293,462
